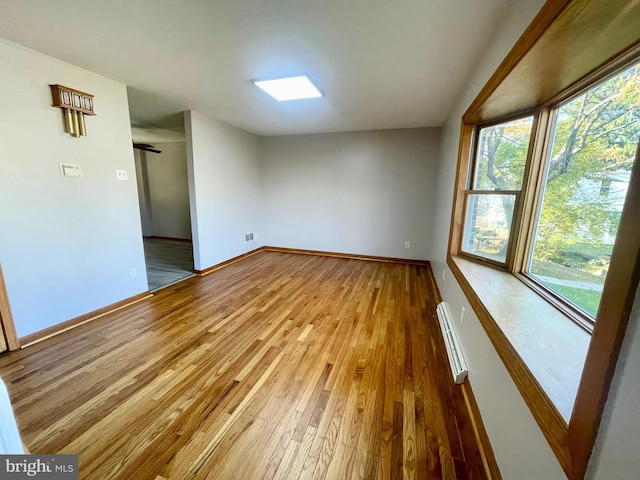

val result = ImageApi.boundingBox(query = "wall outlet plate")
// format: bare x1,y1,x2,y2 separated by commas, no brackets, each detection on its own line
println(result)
405,241,410,248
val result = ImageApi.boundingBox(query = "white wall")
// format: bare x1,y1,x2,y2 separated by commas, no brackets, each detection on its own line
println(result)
429,1,568,479
185,111,263,270
0,39,148,338
261,129,439,260
145,141,191,239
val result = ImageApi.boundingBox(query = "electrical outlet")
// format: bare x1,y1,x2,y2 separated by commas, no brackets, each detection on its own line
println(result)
442,269,446,281
129,268,137,278
404,241,410,248
116,169,128,181
460,306,465,324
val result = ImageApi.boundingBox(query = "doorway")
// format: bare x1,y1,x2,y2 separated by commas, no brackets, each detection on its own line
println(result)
132,130,195,291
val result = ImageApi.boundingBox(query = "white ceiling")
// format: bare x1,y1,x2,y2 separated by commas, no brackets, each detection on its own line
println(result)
0,0,511,136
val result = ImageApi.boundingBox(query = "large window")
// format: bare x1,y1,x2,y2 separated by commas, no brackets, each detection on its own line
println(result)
527,62,640,319
460,60,640,328
448,2,640,479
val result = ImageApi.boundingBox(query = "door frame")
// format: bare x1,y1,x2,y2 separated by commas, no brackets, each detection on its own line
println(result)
0,263,20,351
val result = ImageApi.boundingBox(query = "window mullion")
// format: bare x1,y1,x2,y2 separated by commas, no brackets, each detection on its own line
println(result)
511,107,553,274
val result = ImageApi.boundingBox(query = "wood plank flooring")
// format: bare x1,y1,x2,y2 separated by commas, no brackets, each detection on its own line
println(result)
0,252,487,479
143,237,195,291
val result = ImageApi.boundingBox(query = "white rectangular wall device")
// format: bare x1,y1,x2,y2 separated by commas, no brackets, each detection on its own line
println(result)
59,163,82,177
436,302,468,384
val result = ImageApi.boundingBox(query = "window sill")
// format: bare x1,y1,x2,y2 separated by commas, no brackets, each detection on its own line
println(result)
449,255,591,422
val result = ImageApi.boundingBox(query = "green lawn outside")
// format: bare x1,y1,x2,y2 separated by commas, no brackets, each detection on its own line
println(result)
542,282,601,317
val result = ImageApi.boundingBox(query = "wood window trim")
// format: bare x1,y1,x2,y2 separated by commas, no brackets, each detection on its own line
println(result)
447,1,640,479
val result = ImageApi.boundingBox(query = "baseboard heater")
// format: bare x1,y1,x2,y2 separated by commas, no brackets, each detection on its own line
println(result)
436,302,468,384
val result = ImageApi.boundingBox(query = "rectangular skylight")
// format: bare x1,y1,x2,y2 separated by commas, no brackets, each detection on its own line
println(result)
252,75,323,101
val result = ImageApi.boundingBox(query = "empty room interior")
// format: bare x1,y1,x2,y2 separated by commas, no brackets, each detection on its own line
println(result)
0,1,639,479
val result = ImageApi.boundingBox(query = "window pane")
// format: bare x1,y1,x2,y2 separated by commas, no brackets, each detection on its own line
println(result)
528,62,640,317
462,193,517,263
472,116,534,190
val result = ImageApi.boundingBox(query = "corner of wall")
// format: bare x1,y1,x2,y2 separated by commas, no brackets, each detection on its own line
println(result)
0,39,148,337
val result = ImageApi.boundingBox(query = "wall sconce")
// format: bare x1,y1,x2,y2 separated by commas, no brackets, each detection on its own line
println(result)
50,85,96,137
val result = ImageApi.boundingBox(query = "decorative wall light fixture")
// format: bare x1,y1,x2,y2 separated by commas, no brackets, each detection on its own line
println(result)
50,84,95,137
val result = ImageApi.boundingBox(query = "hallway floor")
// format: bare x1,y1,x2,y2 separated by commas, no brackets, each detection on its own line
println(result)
143,237,194,291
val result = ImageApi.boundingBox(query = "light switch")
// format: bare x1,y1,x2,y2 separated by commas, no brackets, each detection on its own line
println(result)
59,163,82,178
116,169,128,181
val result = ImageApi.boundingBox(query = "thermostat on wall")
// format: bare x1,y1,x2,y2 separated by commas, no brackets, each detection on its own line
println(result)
59,163,82,177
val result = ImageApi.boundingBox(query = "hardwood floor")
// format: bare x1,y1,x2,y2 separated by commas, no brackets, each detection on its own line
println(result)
143,237,195,291
0,252,487,479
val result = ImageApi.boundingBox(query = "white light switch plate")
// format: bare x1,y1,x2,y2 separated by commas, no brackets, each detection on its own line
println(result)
116,169,128,181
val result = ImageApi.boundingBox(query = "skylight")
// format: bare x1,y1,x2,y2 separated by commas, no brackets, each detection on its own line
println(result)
252,75,323,101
